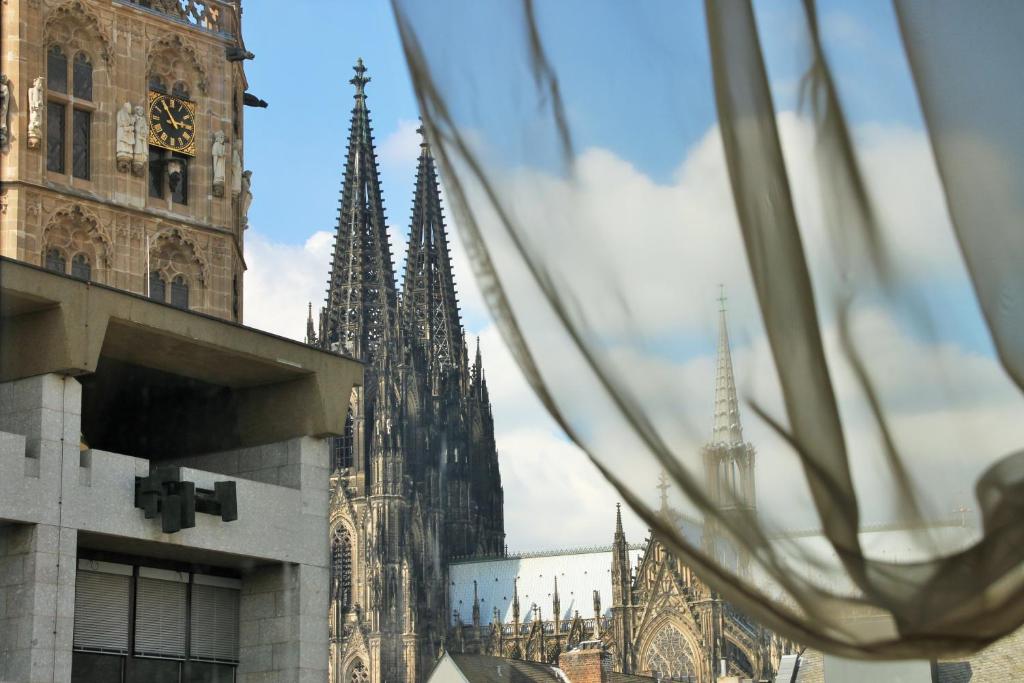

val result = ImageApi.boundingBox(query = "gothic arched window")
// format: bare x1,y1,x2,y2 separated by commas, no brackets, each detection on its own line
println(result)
46,45,93,179
71,253,91,280
172,81,190,99
73,52,93,100
149,271,166,302
645,623,698,682
45,248,66,274
331,527,353,611
47,46,68,94
332,408,355,471
170,275,189,309
349,660,369,683
149,75,167,93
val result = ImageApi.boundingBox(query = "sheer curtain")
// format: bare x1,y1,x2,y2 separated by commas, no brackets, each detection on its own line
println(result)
392,0,1024,657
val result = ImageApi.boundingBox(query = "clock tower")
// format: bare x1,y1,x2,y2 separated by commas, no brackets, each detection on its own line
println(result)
0,0,254,321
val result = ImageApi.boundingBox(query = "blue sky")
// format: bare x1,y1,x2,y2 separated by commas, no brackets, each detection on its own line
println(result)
235,2,1016,549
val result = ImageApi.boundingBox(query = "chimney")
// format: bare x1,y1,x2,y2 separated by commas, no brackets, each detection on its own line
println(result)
558,641,610,683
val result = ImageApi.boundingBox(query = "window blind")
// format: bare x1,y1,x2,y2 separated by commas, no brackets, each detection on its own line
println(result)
73,564,131,653
134,571,187,659
189,579,240,663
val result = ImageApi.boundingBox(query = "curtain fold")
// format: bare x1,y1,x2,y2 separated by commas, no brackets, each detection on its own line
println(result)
392,0,1024,657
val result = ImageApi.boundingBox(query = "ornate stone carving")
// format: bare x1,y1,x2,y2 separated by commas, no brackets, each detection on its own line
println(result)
132,105,148,175
239,170,252,228
211,131,226,196
148,33,208,94
43,0,113,64
116,103,136,171
150,227,209,285
0,74,10,148
27,77,44,149
43,203,113,272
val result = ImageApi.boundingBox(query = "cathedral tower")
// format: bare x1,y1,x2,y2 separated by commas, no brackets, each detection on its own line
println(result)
320,61,504,683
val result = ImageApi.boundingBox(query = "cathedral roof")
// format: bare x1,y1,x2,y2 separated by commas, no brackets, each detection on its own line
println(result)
448,546,642,626
441,653,562,683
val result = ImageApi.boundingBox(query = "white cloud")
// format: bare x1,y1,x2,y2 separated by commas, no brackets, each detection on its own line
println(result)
240,112,1024,564
243,229,333,340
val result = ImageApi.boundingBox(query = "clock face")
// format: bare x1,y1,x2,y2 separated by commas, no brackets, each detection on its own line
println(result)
148,91,197,156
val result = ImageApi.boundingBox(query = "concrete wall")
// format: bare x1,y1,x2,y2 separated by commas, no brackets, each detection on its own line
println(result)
0,373,332,682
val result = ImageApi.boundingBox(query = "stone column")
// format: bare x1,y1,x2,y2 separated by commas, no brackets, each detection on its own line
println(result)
0,523,78,683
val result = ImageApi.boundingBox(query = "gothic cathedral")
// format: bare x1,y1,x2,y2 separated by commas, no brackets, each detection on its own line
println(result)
308,61,505,683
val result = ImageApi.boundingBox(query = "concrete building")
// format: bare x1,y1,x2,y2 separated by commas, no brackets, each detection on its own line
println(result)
0,258,361,681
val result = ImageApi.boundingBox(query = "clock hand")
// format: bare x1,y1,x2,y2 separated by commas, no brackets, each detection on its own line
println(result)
160,100,181,130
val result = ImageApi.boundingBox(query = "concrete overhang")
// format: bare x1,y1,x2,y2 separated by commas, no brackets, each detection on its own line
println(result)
0,257,362,453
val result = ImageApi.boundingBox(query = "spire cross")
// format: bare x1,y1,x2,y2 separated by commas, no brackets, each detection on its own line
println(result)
350,58,370,97
657,470,670,511
417,120,429,150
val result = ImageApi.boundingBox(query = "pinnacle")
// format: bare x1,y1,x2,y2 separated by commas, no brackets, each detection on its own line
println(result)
712,286,744,445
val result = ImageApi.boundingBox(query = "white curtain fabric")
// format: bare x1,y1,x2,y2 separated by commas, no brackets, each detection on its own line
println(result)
391,0,1024,657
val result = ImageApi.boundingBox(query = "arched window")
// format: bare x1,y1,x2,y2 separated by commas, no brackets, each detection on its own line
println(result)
47,46,68,94
46,46,93,179
71,253,91,280
171,81,190,99
149,75,167,93
149,271,166,302
349,660,369,683
331,527,353,611
331,408,355,471
73,52,92,100
170,275,189,309
45,248,66,274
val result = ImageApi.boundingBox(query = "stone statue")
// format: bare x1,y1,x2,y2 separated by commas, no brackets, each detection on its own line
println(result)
27,76,44,149
0,74,10,148
230,144,242,197
116,103,135,172
131,104,148,176
211,131,226,196
239,170,252,228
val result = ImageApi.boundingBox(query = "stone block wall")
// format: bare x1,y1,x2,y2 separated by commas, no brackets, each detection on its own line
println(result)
239,563,330,683
0,523,78,683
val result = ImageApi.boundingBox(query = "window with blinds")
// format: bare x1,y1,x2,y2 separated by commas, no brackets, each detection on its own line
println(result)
134,570,187,659
73,564,131,654
190,579,241,663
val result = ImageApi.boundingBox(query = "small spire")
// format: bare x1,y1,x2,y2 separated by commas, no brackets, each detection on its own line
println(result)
657,470,670,512
350,58,370,98
713,285,744,445
614,503,624,536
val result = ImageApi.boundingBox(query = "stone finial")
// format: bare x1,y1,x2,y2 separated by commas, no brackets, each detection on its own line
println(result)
350,58,370,97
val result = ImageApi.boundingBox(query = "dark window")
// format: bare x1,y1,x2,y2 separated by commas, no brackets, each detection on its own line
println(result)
45,248,66,274
72,109,91,179
149,272,165,302
47,101,65,173
73,52,92,100
170,276,189,309
186,661,235,683
149,75,166,92
231,275,239,320
172,81,190,99
71,254,91,280
71,652,123,683
47,46,67,94
149,148,165,198
331,409,355,470
331,527,353,610
131,657,180,683
170,153,188,205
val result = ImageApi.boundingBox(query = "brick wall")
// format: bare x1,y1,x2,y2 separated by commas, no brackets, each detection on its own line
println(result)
558,642,610,683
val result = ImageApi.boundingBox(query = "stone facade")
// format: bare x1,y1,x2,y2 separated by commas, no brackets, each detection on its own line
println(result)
313,63,505,683
0,0,249,320
445,305,787,682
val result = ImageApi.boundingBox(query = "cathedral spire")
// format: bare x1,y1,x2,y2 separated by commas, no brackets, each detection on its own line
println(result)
401,121,465,385
713,285,744,445
305,302,317,346
321,58,398,362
